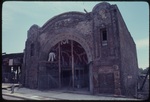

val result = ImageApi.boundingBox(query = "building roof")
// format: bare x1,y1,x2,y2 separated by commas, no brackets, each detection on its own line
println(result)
2,53,24,59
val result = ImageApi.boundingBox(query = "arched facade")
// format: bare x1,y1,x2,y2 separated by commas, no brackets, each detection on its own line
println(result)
40,32,92,63
22,2,138,96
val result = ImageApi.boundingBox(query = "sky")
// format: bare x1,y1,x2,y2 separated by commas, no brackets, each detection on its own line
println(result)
2,1,149,69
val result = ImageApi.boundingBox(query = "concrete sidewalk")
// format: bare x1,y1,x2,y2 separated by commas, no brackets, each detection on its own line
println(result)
2,83,19,89
2,90,58,100
2,83,141,100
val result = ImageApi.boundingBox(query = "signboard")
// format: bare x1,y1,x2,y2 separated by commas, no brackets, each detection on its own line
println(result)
9,59,13,66
13,58,21,65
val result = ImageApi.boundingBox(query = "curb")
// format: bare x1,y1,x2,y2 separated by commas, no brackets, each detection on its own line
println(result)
2,92,66,100
2,93,31,100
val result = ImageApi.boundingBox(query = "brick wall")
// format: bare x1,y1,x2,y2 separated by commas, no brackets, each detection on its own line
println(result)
116,6,138,96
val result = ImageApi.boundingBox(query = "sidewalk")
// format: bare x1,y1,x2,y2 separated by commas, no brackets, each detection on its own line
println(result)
2,89,58,100
2,83,141,100
2,83,19,89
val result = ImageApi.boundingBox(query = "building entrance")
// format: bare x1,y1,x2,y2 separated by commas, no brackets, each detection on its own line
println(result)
47,39,89,90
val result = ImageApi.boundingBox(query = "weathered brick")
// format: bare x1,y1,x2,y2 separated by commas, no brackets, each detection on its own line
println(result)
22,2,138,97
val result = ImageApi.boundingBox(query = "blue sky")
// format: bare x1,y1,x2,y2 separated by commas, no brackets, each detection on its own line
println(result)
2,1,149,69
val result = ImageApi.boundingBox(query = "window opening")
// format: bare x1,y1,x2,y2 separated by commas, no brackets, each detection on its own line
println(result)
100,28,108,46
102,30,107,41
30,43,34,56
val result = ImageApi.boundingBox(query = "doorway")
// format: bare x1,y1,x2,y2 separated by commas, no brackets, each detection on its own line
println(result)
99,73,115,94
47,39,89,91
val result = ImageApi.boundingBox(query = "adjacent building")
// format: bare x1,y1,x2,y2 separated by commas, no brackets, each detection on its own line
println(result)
2,53,23,83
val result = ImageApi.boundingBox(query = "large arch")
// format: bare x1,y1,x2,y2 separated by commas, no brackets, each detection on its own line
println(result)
41,12,86,33
38,32,94,93
37,11,94,92
39,33,93,63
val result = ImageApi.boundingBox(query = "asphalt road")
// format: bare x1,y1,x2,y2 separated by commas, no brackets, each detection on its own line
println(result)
2,95,25,100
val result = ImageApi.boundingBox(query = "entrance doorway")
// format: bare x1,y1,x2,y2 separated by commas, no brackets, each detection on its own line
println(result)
47,39,89,91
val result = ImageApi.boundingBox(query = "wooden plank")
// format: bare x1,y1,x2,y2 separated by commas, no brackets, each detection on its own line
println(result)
71,40,74,89
89,62,93,94
58,42,61,88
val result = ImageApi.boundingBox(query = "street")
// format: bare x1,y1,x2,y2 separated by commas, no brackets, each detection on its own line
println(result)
2,95,25,100
2,83,141,100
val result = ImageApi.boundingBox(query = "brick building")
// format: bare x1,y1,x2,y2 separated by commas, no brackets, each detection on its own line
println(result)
2,53,23,83
22,2,138,96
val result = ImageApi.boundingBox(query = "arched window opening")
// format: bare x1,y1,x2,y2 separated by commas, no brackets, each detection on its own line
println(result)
100,28,108,46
